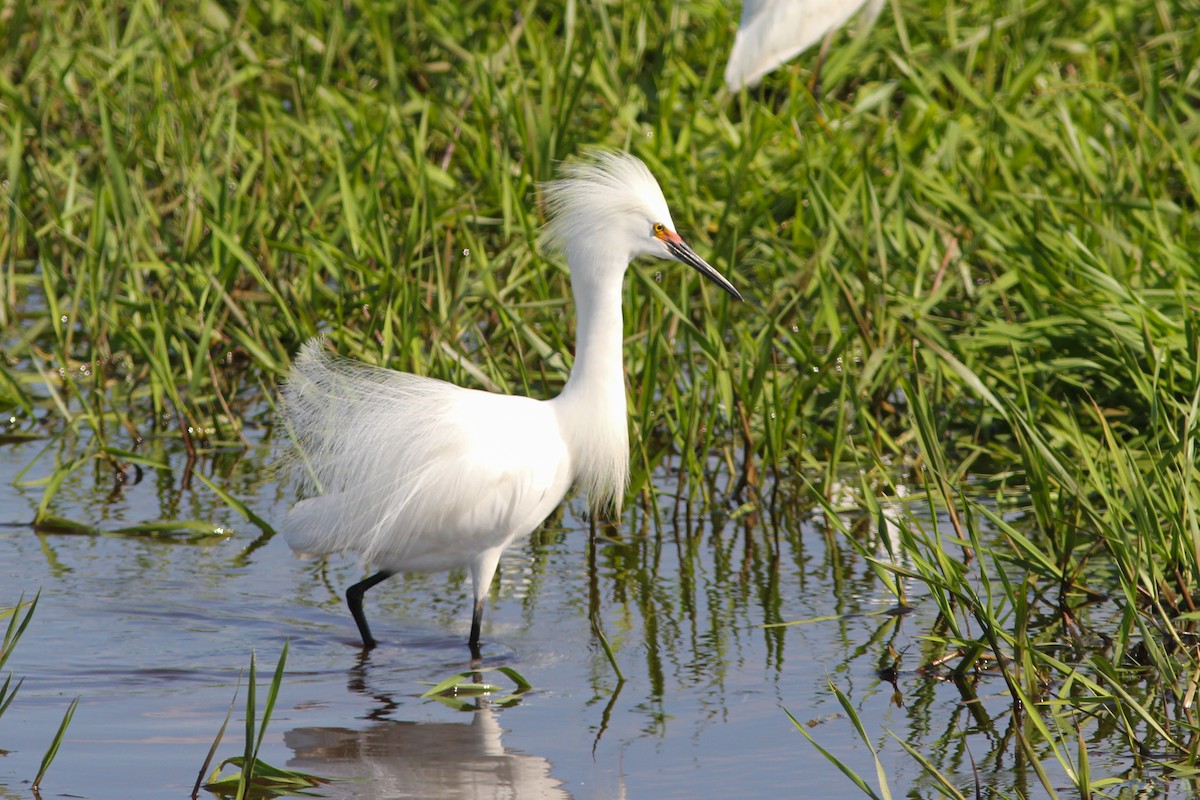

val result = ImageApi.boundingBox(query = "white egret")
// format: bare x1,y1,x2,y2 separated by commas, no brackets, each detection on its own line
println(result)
281,151,742,656
724,0,885,91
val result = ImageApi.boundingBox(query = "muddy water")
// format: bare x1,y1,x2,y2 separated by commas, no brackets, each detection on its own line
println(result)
1,428,1079,799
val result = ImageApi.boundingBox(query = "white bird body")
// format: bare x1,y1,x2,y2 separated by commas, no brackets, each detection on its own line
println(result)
281,151,741,655
285,359,574,575
724,0,885,90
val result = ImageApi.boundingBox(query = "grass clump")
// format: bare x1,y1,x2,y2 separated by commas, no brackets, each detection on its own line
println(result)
197,642,328,800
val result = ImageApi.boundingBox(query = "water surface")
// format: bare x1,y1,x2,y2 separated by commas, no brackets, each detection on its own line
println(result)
0,426,1118,799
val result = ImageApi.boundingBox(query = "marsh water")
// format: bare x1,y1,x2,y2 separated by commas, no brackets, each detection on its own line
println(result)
0,420,1137,799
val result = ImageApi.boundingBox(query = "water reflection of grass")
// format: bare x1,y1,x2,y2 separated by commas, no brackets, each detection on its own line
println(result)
3,0,1200,795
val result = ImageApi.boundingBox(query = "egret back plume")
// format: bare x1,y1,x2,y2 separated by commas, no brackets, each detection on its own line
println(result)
280,340,462,559
282,340,453,497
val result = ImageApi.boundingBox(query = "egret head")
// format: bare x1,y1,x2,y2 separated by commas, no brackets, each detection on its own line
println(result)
542,151,742,300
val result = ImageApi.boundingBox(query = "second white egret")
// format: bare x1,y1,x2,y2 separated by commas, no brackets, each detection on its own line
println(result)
281,151,742,657
724,0,886,91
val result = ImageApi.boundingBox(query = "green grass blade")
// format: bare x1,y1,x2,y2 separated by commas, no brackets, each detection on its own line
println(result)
32,696,78,790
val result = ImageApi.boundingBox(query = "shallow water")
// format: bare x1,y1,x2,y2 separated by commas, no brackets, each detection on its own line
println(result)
0,424,1138,799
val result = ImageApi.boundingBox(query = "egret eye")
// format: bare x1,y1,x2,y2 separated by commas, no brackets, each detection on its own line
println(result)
653,222,666,237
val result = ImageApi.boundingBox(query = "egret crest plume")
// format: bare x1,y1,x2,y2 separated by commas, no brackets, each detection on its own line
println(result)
542,151,673,259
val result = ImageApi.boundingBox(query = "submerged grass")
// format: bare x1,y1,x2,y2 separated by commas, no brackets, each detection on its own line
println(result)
4,0,1200,794
418,665,533,711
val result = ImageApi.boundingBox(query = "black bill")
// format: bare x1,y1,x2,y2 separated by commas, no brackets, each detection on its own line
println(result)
666,238,743,301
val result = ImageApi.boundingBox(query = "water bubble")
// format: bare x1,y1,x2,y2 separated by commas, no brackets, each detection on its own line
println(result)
770,412,776,419
60,315,68,323
791,325,799,333
812,366,819,373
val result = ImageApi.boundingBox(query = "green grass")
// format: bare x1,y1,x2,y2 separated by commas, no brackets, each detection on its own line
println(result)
4,0,1200,794
198,642,329,800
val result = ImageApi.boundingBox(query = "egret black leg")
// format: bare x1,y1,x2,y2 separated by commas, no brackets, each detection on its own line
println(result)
469,598,484,660
347,570,394,649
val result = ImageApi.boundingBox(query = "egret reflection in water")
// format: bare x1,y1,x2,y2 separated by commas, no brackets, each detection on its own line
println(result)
284,708,571,800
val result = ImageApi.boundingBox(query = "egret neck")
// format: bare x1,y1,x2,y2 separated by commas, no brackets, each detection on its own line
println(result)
553,251,630,515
